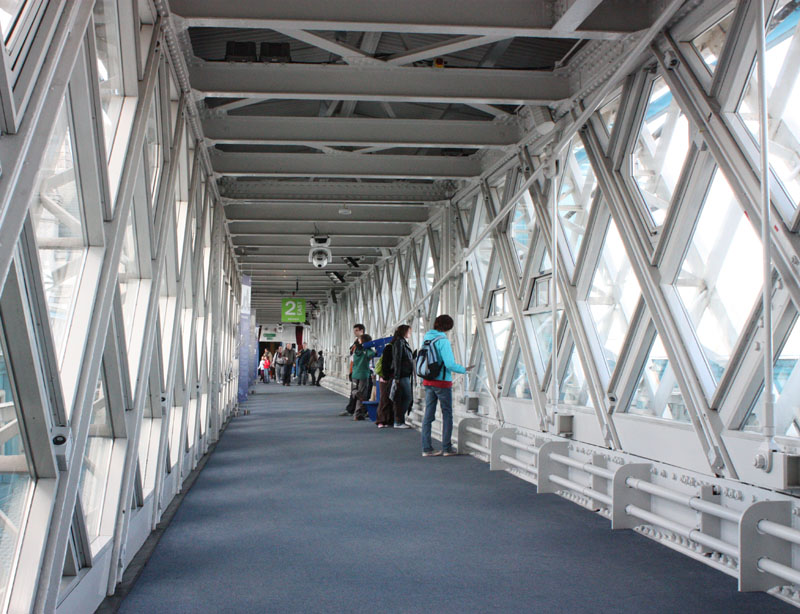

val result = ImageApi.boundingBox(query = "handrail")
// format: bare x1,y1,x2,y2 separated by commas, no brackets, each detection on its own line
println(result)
625,504,738,559
499,454,536,474
625,478,742,524
757,519,800,547
549,474,612,506
499,436,539,455
550,452,614,480
465,441,490,455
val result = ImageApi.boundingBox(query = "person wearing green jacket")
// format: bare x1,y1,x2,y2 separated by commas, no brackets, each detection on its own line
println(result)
352,334,375,420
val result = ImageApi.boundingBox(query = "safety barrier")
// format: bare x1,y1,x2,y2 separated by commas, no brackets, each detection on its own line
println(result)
455,417,800,600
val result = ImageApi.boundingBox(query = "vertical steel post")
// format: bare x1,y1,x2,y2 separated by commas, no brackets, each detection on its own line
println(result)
550,158,560,418
756,0,775,445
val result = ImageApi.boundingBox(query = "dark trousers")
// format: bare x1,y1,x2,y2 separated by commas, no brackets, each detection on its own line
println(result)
283,364,293,385
297,364,308,384
394,377,412,423
376,380,394,425
345,378,357,414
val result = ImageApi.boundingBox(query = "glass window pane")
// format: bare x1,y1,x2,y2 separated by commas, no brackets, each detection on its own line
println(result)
559,346,593,407
31,98,87,363
118,206,140,343
0,1,25,44
675,170,762,385
507,192,535,271
0,323,33,602
738,1,800,210
586,220,641,374
490,319,511,365
529,310,562,368
79,374,113,543
94,0,124,158
469,350,489,394
692,11,734,73
505,349,532,399
406,251,417,303
630,77,691,227
599,95,620,136
144,94,161,205
743,315,800,435
558,137,597,256
626,334,689,422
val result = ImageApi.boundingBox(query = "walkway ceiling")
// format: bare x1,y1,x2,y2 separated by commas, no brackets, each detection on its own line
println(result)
168,0,667,320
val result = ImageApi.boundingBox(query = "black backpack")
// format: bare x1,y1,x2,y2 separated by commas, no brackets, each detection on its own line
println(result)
415,335,445,379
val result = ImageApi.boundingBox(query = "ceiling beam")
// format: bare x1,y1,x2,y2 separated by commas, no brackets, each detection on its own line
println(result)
224,205,430,223
218,178,450,201
211,151,481,179
232,235,400,247
169,0,644,39
189,61,572,106
202,116,520,148
236,248,382,258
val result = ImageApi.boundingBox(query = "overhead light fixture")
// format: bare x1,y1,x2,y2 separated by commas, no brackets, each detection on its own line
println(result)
338,206,352,216
344,257,361,268
326,272,345,284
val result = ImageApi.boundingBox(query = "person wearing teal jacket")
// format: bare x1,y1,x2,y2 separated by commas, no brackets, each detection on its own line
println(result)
352,334,375,420
421,315,471,456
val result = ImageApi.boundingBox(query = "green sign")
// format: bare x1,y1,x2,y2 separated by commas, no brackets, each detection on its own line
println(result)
281,298,306,323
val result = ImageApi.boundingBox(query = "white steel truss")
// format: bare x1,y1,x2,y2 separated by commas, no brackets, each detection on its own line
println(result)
314,1,800,607
0,2,242,612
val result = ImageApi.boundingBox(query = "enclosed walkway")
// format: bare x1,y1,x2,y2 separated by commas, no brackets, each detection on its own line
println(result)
117,386,792,613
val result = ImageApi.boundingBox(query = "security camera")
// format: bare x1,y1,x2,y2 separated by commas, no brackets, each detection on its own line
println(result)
309,247,331,269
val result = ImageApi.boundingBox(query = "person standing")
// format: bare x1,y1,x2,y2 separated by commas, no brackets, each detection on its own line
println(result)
421,315,472,456
351,334,375,421
296,342,311,385
375,336,396,428
340,324,366,416
316,351,325,386
307,350,319,385
390,325,414,429
274,347,285,383
282,344,297,386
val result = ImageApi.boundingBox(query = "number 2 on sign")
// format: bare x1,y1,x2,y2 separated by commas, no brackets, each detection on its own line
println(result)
285,300,298,316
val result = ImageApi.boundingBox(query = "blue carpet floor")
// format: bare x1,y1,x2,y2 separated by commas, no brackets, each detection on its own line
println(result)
118,384,795,613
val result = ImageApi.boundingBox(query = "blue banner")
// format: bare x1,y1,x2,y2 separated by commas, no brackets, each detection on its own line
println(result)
237,276,252,404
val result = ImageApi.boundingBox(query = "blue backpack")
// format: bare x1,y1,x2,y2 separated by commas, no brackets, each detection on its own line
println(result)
415,335,445,379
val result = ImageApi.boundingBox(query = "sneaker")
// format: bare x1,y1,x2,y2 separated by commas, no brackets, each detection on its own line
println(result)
422,450,442,457
354,415,365,421
442,449,459,457
394,423,411,429
338,411,351,416
377,424,386,429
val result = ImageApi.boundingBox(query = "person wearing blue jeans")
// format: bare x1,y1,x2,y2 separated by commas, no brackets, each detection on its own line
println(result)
421,314,472,457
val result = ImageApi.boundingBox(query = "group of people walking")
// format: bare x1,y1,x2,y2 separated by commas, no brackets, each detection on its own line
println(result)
338,315,472,456
258,343,325,387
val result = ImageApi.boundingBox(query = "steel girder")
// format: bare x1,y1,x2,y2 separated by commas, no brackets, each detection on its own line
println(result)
169,0,657,39
189,61,572,106
202,115,522,149
210,151,482,179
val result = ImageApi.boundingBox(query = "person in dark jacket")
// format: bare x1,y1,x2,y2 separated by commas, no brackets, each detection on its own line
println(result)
375,333,397,428
340,324,366,415
296,343,311,384
307,350,319,385
282,344,297,386
316,351,325,386
390,325,414,429
351,334,375,420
